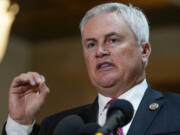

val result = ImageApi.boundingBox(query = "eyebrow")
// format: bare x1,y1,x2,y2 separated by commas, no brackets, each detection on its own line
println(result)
104,32,120,38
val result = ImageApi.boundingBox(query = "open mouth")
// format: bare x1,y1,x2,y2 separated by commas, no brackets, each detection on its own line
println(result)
96,62,115,71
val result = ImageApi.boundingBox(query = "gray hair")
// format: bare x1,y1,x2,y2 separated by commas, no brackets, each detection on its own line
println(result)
79,2,150,45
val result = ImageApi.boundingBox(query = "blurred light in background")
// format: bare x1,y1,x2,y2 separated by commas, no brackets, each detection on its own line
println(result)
0,0,19,63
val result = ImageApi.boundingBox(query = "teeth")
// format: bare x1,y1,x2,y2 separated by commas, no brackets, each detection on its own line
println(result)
98,63,112,69
100,63,111,68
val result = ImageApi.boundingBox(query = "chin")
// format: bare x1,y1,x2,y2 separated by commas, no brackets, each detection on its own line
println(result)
94,77,118,89
98,81,115,88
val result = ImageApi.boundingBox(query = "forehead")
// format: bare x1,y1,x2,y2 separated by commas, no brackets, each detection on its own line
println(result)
82,12,133,39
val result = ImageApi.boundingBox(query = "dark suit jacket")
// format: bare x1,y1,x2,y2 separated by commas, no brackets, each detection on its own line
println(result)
2,85,180,135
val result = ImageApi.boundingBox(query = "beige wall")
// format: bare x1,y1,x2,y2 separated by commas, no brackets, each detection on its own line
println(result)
0,25,180,131
147,26,180,91
0,36,31,131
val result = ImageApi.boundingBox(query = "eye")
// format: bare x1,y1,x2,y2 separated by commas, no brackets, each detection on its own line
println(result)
87,42,96,48
107,38,119,45
110,38,118,43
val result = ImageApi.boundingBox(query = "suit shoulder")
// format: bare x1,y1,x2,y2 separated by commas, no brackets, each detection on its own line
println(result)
161,92,180,111
163,92,180,104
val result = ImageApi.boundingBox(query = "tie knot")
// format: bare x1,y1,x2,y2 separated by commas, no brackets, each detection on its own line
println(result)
105,98,118,109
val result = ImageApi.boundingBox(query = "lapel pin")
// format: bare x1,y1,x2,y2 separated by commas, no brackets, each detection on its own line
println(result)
149,103,159,111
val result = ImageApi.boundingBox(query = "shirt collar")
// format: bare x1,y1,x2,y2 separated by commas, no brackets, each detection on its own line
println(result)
98,79,148,113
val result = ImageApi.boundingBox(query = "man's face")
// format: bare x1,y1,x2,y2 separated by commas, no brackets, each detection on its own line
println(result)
82,12,149,97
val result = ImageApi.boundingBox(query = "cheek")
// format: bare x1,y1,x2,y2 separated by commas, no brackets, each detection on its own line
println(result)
115,46,141,66
84,52,94,71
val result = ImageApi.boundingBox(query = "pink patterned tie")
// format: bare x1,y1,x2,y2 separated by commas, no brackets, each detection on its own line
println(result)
106,99,124,135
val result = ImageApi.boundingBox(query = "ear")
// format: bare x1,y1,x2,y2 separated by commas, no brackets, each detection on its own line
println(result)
140,42,151,66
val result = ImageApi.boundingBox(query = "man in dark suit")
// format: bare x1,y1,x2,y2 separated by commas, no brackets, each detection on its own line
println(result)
2,2,180,135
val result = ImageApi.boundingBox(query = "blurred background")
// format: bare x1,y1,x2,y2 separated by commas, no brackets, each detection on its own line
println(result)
0,0,180,131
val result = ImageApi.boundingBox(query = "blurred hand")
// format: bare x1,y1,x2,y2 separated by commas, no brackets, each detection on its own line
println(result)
8,72,50,125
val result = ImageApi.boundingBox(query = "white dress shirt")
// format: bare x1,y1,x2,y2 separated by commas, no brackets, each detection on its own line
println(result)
6,115,35,135
6,79,147,135
98,79,148,135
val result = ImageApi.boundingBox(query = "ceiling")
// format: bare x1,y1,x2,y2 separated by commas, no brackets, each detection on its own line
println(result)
11,0,180,41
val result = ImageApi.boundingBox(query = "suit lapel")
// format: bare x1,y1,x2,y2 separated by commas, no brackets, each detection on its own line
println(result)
79,97,99,123
87,97,99,123
127,86,165,135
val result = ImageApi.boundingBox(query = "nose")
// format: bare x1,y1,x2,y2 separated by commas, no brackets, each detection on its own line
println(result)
96,45,110,58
